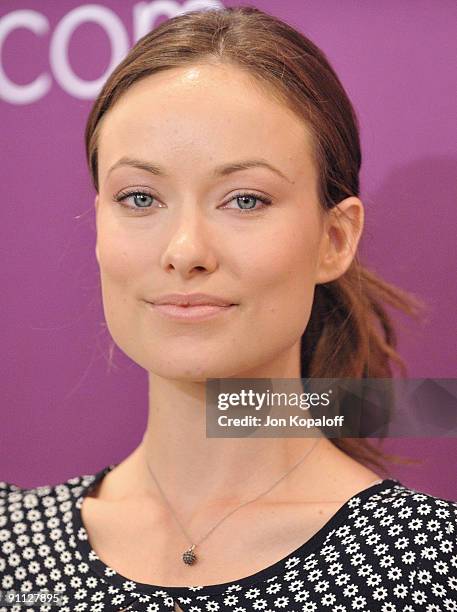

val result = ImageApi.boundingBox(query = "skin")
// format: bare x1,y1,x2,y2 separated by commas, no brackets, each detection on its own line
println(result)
90,63,379,583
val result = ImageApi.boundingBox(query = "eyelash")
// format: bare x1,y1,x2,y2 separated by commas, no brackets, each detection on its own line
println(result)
113,189,272,215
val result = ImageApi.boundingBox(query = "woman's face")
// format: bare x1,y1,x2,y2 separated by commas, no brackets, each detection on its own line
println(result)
95,63,337,381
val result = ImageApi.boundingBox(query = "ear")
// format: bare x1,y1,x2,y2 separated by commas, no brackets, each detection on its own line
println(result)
315,196,364,284
94,195,100,264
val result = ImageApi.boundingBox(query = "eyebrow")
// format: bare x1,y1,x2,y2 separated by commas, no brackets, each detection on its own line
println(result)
106,156,293,183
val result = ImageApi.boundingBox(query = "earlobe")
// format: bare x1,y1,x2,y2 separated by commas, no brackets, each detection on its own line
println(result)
315,197,364,285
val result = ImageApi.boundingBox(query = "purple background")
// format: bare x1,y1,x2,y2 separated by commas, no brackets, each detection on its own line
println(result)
1,1,456,499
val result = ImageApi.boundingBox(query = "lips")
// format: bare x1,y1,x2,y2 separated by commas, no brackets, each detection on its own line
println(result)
147,302,235,322
150,293,236,307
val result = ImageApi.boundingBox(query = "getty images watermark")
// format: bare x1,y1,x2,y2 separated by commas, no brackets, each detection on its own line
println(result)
205,378,457,438
216,386,343,429
0,591,65,607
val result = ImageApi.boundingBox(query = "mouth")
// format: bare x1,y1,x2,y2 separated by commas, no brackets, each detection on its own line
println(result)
146,302,236,322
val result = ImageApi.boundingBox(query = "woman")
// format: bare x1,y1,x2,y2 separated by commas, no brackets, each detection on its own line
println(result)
1,6,456,612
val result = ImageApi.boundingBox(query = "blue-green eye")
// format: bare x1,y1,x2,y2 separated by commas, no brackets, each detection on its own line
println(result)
224,192,272,213
129,193,153,208
114,190,155,211
114,189,272,214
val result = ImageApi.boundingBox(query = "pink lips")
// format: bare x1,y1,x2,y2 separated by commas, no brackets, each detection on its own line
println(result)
147,303,235,321
146,292,237,321
151,292,235,307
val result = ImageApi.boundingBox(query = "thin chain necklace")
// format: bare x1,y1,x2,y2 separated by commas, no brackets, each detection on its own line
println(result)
143,437,325,565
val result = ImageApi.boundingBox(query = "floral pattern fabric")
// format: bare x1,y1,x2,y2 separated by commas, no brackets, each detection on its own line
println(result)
1,464,456,611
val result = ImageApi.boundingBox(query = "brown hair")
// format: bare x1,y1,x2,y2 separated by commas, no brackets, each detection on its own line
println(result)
85,5,427,477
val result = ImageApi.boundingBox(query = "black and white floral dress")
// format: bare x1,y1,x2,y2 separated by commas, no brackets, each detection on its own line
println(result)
1,464,456,611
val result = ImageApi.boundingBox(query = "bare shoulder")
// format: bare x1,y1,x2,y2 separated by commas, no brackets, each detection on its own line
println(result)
290,437,384,503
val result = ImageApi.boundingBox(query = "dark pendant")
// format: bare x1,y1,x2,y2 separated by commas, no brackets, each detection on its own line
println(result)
182,544,197,565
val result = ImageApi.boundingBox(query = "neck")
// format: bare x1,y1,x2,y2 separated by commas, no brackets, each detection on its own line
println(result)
134,373,337,517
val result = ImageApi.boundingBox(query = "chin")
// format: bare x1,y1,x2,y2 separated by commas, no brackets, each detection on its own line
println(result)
145,357,247,382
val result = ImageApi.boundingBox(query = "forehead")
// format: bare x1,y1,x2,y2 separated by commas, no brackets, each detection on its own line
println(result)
97,63,314,186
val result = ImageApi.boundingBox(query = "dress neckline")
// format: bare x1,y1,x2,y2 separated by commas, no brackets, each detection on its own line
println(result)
71,463,401,598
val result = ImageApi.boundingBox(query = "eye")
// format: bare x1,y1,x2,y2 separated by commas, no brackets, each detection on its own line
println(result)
223,192,272,214
114,189,156,213
113,189,272,214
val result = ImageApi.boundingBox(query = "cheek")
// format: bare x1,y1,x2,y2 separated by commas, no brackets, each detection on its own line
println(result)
244,221,320,311
99,246,135,289
236,217,321,358
96,229,148,363
96,219,145,292
96,222,149,334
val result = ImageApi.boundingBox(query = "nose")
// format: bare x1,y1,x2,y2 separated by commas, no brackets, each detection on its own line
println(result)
159,204,218,278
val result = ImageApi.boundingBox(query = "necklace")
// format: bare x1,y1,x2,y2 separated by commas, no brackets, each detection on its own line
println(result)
143,436,324,565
